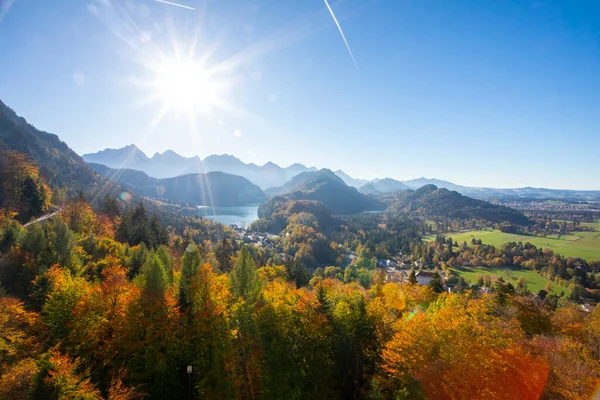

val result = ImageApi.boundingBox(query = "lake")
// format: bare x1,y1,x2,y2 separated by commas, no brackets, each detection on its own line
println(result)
196,204,260,227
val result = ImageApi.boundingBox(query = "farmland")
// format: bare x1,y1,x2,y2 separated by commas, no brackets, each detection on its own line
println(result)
425,221,600,261
450,266,570,294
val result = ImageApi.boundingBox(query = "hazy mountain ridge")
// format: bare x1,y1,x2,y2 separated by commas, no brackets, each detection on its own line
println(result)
89,163,266,207
334,170,370,188
89,163,265,207
84,146,600,202
359,178,409,194
83,146,318,189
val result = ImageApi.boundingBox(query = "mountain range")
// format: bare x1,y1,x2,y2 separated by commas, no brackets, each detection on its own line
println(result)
83,146,317,190
84,146,600,202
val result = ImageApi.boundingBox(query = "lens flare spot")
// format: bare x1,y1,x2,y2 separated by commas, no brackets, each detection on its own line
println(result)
120,192,133,202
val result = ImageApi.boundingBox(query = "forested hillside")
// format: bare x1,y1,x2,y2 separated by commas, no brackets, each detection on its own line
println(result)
0,151,53,223
384,184,530,225
0,100,103,196
264,169,385,215
0,196,598,399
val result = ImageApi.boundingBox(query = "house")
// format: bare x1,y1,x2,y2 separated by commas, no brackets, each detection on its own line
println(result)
377,259,398,269
581,304,593,313
480,287,492,295
415,270,435,285
386,269,408,283
415,270,445,286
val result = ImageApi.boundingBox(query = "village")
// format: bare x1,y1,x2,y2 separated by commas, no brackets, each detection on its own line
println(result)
230,224,462,291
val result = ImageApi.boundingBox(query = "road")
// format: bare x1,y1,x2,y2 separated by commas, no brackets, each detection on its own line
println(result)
23,207,62,227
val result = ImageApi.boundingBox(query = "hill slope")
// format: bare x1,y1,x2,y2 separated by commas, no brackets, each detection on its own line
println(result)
401,177,467,192
0,99,103,194
90,163,265,206
360,178,409,194
334,170,369,188
385,184,529,225
358,183,381,195
260,169,385,215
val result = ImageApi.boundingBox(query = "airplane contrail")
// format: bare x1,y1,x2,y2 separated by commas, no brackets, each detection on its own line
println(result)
155,0,196,10
322,0,359,70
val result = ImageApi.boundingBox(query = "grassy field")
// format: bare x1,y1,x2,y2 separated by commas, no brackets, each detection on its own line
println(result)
451,266,570,294
425,221,600,261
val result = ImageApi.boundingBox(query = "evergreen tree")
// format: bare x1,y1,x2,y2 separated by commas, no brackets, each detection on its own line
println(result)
429,270,444,293
179,244,201,308
20,175,44,218
20,223,47,256
99,195,120,218
130,203,155,248
0,220,21,253
515,277,530,296
494,277,515,305
156,245,173,283
150,214,169,246
143,253,168,297
288,262,310,288
316,282,328,314
215,238,234,273
128,242,149,278
50,218,74,270
408,269,417,285
230,246,259,301
115,213,131,244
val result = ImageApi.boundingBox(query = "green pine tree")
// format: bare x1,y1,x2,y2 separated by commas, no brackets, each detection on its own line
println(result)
429,270,444,293
143,253,168,297
408,269,417,285
230,246,259,302
179,244,202,308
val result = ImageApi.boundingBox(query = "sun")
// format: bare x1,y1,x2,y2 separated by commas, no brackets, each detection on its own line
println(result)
148,56,226,115
131,39,241,130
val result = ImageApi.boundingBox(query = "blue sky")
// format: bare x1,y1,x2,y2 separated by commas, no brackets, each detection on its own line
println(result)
1,0,599,189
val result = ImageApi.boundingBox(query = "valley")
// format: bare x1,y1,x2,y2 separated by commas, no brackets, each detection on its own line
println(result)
2,1,600,397
425,220,600,261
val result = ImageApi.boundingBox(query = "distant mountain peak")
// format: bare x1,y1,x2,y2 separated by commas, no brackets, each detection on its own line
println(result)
83,146,346,190
205,153,238,160
263,161,279,168
333,170,370,189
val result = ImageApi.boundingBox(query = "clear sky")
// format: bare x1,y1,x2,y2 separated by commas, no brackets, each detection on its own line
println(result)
1,0,599,190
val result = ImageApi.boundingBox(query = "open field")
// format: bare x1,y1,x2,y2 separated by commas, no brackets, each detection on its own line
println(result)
451,266,570,294
425,221,600,260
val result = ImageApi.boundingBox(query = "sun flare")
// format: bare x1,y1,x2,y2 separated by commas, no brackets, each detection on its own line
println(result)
149,57,224,114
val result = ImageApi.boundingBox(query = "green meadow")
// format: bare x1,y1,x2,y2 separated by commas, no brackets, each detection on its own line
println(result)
426,221,600,261
451,266,570,294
